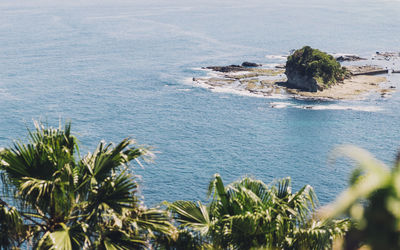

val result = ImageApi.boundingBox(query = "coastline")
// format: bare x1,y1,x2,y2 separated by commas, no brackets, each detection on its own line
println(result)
192,63,394,101
286,75,389,100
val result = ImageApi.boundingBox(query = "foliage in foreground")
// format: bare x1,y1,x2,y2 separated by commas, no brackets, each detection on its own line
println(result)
285,46,348,87
322,146,400,250
166,174,349,249
0,122,176,249
1,121,399,250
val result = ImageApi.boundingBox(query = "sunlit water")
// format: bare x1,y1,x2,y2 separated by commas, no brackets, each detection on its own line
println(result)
1,0,399,205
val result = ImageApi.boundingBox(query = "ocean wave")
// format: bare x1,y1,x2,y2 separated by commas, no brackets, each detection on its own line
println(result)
269,102,382,112
265,55,287,60
270,102,292,108
194,81,288,99
302,105,382,112
330,53,359,57
190,67,210,71
182,77,195,85
262,63,281,68
176,88,192,92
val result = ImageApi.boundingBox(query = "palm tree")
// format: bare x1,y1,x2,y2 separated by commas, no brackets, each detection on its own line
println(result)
0,200,26,248
167,174,349,249
0,121,176,249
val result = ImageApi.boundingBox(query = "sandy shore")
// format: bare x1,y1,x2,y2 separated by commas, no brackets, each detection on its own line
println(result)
290,75,389,100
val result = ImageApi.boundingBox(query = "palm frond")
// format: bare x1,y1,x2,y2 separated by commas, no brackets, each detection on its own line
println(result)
323,145,390,218
0,202,24,248
168,200,211,235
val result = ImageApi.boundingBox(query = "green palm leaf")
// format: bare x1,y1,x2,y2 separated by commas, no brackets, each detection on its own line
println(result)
323,145,390,218
168,200,211,234
0,202,24,248
49,223,73,250
0,121,171,249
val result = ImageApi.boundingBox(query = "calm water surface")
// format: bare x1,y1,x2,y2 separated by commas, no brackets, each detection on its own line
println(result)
0,0,399,205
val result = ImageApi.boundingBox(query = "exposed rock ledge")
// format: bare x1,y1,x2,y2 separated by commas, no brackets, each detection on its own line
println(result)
335,55,367,62
285,75,389,100
280,65,391,99
193,64,393,100
204,62,262,72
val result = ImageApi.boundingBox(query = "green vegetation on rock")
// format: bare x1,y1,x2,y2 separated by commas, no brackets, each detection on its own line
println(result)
285,46,348,91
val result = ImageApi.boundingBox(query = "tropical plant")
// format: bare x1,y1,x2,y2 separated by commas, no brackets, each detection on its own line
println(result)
0,121,177,249
167,174,349,249
322,146,400,250
0,200,26,248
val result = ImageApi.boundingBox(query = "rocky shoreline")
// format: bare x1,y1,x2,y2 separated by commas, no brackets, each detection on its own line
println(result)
192,53,398,100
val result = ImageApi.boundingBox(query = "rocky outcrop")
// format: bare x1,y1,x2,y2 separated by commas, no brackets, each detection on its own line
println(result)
285,46,347,92
205,62,261,72
373,51,400,61
241,61,261,67
335,55,366,62
204,65,247,73
345,65,388,76
275,64,286,69
284,71,321,92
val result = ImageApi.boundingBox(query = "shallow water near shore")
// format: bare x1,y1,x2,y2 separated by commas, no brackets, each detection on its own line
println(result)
0,0,400,205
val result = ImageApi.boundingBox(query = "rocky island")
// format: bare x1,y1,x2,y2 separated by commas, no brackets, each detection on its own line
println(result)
192,46,395,100
284,46,349,92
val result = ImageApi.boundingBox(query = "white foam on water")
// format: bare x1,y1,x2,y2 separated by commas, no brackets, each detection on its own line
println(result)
263,63,281,68
185,77,383,112
270,102,293,108
294,105,382,112
180,77,195,85
330,53,359,57
206,85,265,98
191,67,210,71
265,55,287,60
193,80,288,99
0,88,18,101
269,101,382,112
203,71,221,78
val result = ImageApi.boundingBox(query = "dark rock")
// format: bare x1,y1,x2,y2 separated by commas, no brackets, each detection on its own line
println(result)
205,62,261,73
275,64,286,69
284,73,321,92
374,52,400,61
205,65,247,73
376,52,400,57
241,61,260,67
335,55,367,62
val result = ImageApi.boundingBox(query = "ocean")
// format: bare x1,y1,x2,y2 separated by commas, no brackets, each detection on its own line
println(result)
1,0,399,205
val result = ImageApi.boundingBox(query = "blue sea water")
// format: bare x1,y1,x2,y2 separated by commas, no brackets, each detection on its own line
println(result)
0,0,399,205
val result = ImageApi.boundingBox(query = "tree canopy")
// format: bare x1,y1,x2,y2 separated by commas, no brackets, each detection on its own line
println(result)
285,46,347,88
0,121,176,249
167,174,349,249
0,121,397,249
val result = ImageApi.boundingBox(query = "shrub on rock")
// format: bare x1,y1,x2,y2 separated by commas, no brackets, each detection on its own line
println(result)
285,46,347,92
